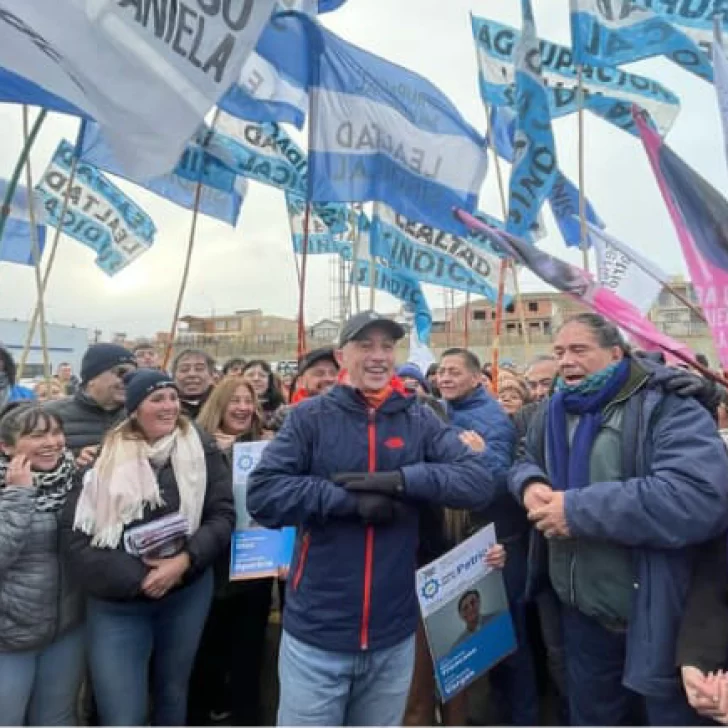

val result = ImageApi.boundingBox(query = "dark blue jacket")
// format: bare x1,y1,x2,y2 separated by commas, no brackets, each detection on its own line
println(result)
247,384,496,653
445,387,523,540
509,363,728,698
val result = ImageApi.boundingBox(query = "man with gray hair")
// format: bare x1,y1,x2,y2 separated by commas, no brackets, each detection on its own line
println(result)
510,312,728,725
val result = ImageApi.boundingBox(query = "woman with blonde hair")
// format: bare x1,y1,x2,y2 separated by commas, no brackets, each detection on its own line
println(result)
61,370,235,726
189,377,274,726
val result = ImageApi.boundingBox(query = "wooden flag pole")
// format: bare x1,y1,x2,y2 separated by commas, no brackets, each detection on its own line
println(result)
162,180,204,371
18,154,79,378
464,292,471,348
485,107,530,385
20,106,51,383
0,109,47,244
162,110,223,371
577,65,590,273
296,202,311,357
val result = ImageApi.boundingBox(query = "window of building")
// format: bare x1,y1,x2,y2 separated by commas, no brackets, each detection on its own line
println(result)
473,310,486,321
529,321,541,331
505,303,515,314
506,323,517,333
528,301,539,312
215,320,227,332
543,321,551,335
491,311,497,320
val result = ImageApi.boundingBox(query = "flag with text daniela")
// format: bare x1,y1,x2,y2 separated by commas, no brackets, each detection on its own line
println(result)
0,1,275,177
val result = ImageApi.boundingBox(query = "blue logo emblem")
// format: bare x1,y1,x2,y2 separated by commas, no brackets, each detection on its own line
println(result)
420,577,440,601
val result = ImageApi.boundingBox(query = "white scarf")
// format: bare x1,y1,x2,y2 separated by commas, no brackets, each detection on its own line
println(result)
74,425,206,549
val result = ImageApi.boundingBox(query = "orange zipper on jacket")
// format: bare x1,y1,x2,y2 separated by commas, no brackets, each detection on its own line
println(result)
291,531,310,591
360,407,377,650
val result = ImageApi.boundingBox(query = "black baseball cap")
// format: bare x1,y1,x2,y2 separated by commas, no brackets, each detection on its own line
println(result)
298,346,339,375
338,310,406,347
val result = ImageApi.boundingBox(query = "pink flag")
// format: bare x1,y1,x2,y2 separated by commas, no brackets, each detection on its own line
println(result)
635,111,728,368
454,209,696,366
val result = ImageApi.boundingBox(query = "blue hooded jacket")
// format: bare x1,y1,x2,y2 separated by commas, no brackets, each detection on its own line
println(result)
445,386,523,539
509,360,728,698
247,384,496,653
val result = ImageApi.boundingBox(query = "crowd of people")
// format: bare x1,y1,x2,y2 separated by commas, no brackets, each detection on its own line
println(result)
1,309,728,726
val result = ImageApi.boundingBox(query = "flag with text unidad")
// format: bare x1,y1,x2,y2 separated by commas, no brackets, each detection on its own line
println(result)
636,110,728,369
471,14,681,137
489,105,603,247
0,1,276,178
35,141,156,277
370,201,511,303
283,12,487,235
589,224,666,316
0,181,46,266
286,193,354,257
455,208,696,364
507,0,559,239
570,0,721,83
78,122,246,227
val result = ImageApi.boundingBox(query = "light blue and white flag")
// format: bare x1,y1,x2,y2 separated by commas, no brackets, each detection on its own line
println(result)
284,12,487,235
35,141,156,277
570,0,719,82
350,258,433,343
0,181,46,266
206,112,349,231
79,122,245,227
471,14,681,136
0,67,88,117
0,1,276,177
203,112,308,196
490,106,603,247
286,193,353,256
370,202,508,303
219,1,313,128
507,0,559,239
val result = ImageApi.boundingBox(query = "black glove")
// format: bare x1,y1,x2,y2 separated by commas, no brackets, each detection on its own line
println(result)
660,370,722,414
355,493,398,525
332,471,405,496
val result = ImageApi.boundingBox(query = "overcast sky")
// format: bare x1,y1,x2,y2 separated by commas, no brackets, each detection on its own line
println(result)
0,1,721,339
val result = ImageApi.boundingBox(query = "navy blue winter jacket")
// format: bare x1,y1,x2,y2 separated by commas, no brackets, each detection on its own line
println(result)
247,384,496,653
445,387,524,540
509,362,728,698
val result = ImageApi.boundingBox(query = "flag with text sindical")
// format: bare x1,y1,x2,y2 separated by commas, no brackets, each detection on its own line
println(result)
471,13,681,136
78,121,246,227
287,12,487,235
506,0,559,239
0,1,276,178
0,181,46,266
370,201,511,303
489,105,603,248
35,141,156,277
350,259,433,344
570,0,722,83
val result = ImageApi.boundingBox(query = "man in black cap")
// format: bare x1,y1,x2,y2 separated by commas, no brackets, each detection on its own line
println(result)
248,310,497,727
45,343,137,456
290,346,339,404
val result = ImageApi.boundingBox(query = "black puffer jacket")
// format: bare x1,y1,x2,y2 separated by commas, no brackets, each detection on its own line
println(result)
60,429,235,602
44,391,125,454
